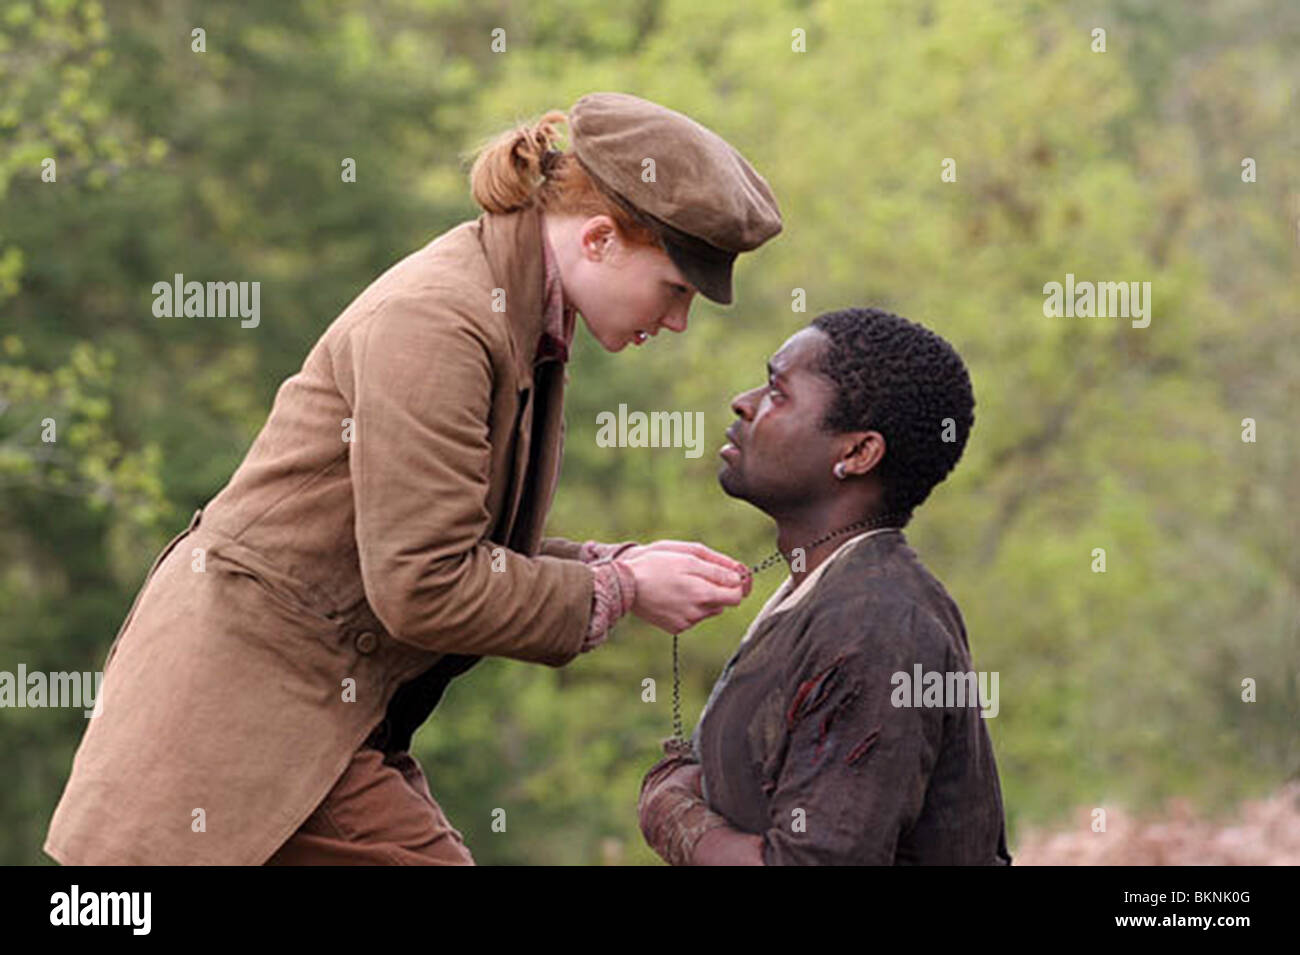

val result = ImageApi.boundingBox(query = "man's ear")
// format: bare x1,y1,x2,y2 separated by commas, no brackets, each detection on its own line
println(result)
839,430,886,477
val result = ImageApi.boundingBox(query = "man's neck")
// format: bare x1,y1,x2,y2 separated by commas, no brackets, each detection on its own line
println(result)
776,508,881,589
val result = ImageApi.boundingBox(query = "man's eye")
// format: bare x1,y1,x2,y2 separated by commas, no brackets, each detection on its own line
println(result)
672,284,689,295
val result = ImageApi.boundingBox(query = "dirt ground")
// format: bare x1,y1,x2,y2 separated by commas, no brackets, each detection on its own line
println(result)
1012,784,1300,865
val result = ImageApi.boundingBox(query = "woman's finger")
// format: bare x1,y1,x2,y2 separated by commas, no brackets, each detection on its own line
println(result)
694,594,741,617
681,555,745,589
684,542,750,576
641,539,695,554
691,574,747,603
649,539,748,576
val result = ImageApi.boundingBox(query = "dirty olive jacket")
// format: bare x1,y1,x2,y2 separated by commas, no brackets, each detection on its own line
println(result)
45,206,596,865
693,530,1012,865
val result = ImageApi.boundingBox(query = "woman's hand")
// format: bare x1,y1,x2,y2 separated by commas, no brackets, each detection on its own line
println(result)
619,539,751,584
619,541,751,634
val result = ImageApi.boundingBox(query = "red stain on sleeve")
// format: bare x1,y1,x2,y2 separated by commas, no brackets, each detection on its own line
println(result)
785,654,848,731
846,727,882,766
812,686,860,759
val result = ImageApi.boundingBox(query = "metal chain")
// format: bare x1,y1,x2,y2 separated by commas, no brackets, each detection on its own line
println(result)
671,633,685,745
668,512,908,749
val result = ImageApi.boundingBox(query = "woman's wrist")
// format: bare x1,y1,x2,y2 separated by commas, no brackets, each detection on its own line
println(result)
576,539,639,563
579,558,636,652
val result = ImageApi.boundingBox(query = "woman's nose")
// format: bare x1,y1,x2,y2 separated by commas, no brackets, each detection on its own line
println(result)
661,310,688,333
661,298,692,333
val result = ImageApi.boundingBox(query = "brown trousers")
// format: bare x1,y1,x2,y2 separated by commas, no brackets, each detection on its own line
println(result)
266,746,475,865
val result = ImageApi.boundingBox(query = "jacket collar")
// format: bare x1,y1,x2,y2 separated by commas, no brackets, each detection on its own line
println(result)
771,527,906,618
478,205,547,387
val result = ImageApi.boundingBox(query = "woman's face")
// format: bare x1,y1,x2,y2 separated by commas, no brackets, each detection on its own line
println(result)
558,215,698,352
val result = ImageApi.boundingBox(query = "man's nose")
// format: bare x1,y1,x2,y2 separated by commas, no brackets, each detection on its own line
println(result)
731,386,760,419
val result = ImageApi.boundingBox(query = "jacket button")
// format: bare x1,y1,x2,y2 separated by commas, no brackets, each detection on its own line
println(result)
355,631,379,654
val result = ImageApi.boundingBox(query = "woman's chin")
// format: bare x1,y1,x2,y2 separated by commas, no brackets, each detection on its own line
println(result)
583,319,626,352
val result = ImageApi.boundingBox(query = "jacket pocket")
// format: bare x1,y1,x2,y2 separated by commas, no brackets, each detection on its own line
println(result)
104,508,204,671
205,537,339,627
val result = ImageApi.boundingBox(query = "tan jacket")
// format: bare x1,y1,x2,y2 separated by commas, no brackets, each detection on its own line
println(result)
45,206,596,865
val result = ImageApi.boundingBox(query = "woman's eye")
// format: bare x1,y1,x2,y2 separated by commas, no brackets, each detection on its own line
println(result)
672,284,689,296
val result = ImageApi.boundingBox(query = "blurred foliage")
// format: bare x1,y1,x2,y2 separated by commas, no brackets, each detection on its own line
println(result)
0,0,1296,864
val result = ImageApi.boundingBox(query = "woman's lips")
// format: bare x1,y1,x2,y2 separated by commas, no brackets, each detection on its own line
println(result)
631,325,663,346
719,442,739,460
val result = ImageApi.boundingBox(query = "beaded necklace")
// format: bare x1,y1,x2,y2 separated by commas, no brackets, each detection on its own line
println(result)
663,511,907,755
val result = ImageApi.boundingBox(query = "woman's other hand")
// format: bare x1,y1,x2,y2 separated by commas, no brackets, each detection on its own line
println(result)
621,540,752,596
620,543,749,634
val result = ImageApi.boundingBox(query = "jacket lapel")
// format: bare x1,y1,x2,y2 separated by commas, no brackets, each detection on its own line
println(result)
478,206,557,551
511,359,567,552
479,206,546,391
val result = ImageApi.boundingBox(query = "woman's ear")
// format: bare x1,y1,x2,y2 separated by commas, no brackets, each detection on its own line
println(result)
579,215,617,262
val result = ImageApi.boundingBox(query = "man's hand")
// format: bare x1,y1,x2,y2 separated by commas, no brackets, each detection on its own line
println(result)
663,762,702,798
638,744,728,866
639,749,703,801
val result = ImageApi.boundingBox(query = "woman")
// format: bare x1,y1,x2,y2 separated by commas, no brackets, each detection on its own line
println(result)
44,92,781,865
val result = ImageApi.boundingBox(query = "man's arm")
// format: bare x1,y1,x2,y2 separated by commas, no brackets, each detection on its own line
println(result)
759,601,947,865
636,764,767,864
646,600,949,866
639,756,754,866
692,824,764,865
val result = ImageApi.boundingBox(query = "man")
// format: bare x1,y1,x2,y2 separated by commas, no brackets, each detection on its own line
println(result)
638,307,1012,865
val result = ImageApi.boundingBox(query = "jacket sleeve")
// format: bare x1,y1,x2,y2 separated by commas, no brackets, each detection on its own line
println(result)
540,538,641,561
343,290,594,666
539,537,585,560
760,600,948,865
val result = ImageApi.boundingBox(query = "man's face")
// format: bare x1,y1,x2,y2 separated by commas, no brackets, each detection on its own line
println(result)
718,327,841,515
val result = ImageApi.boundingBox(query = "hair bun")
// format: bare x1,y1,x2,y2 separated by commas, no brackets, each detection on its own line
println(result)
540,148,563,178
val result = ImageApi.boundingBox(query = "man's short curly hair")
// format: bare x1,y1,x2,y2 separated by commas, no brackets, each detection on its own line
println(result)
810,307,975,520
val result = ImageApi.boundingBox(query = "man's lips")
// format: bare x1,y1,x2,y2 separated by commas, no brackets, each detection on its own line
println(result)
720,426,743,459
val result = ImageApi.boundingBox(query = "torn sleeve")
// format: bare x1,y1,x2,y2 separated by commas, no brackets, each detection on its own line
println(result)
761,602,948,865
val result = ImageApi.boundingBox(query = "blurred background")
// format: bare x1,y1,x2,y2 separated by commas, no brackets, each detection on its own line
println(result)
1,0,1296,865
